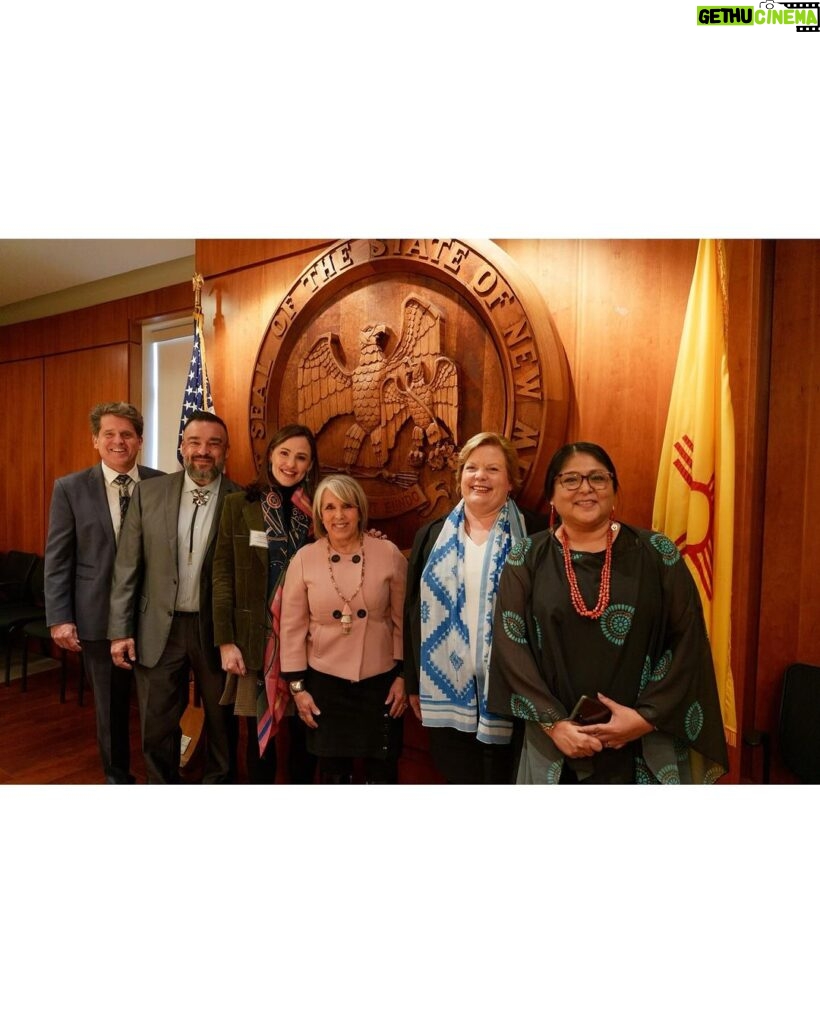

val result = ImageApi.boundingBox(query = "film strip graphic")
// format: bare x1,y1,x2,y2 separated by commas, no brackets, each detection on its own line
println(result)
776,2,820,31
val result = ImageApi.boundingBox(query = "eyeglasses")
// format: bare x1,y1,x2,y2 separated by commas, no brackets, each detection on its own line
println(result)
555,471,613,491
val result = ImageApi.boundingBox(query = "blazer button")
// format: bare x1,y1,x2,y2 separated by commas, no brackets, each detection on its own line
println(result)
357,609,367,618
330,554,341,563
332,609,342,619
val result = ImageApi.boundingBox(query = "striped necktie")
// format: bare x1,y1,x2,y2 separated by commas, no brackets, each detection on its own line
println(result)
113,474,132,528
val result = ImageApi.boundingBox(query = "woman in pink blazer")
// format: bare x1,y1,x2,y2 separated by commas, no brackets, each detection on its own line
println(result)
280,474,408,783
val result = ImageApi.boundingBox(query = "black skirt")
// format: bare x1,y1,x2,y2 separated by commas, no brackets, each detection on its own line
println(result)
304,667,403,761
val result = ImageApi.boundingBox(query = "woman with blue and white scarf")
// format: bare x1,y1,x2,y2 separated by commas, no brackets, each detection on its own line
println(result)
403,432,545,783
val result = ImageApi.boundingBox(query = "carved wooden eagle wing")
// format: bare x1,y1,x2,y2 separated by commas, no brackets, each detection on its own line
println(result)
297,333,354,436
378,294,457,455
427,355,459,444
388,293,444,367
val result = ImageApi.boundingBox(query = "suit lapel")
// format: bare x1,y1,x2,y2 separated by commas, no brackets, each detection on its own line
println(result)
242,496,268,571
88,464,116,546
166,472,186,562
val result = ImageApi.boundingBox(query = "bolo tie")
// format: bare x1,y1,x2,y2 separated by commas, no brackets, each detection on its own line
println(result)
189,488,211,565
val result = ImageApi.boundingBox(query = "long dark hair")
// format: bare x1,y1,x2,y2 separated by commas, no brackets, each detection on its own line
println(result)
544,441,619,500
246,424,320,501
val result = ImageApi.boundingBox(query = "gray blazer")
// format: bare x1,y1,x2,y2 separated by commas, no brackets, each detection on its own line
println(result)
45,462,165,641
107,470,241,671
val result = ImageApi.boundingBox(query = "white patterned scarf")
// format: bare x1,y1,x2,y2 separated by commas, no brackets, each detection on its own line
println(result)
419,498,525,743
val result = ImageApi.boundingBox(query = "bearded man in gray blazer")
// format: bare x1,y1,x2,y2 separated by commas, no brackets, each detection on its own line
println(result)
108,410,240,784
45,401,165,784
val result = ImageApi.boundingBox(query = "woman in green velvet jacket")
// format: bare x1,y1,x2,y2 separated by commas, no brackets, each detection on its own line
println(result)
212,424,320,783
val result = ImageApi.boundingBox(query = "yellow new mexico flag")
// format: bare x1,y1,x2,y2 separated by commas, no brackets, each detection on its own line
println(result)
652,239,737,745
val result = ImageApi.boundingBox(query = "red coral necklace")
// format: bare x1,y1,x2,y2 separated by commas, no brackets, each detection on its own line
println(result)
559,523,617,620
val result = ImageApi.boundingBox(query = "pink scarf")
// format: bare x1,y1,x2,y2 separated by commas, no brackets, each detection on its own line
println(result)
257,486,313,755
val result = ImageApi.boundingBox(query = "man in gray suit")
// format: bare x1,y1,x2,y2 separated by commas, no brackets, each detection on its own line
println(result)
108,410,240,783
45,401,165,784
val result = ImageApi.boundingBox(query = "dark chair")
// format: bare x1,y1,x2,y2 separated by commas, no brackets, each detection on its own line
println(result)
745,663,820,783
1,556,47,686
0,550,38,604
18,617,86,705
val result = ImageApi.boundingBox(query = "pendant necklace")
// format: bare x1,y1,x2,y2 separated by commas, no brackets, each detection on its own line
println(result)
327,540,365,635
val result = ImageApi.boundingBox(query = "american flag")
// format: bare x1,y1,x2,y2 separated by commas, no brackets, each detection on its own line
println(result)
177,274,215,463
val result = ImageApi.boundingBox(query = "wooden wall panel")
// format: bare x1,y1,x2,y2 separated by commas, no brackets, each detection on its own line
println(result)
722,241,774,777
0,359,44,553
755,239,820,780
0,280,192,555
498,239,698,527
42,345,132,537
0,282,192,363
197,239,334,280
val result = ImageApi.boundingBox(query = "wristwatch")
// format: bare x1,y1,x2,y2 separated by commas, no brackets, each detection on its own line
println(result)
289,679,306,694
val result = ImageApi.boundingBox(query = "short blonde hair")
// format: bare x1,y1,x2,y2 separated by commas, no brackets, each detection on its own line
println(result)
312,474,369,538
455,432,520,492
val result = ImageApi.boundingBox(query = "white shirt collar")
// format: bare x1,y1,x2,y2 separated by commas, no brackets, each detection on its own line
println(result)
101,462,139,486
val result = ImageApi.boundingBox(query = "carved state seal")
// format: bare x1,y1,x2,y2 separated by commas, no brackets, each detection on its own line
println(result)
249,239,568,548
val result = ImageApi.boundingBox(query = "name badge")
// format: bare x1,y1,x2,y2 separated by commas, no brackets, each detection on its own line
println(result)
249,530,268,549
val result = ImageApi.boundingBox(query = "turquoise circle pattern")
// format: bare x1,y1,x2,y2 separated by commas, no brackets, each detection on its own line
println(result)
650,533,680,565
651,650,673,682
655,763,682,784
685,700,704,741
510,694,539,721
600,603,635,646
502,610,528,645
635,757,656,784
639,656,651,693
506,537,532,566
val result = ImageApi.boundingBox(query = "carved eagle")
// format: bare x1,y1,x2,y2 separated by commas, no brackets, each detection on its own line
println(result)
297,294,458,467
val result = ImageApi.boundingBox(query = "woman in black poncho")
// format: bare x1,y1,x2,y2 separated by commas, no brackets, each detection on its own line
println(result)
488,441,729,784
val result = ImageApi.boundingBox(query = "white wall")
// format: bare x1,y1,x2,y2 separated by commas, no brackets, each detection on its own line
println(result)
141,317,195,473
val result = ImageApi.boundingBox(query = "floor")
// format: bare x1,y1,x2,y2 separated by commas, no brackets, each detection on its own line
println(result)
0,652,143,784
0,649,444,784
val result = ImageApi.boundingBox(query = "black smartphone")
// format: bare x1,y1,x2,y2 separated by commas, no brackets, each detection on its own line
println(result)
569,694,611,726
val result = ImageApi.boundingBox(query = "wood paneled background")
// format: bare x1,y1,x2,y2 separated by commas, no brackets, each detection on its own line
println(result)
755,241,820,765
0,283,191,551
0,358,44,554
2,239,818,782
